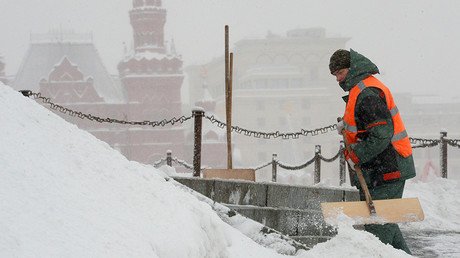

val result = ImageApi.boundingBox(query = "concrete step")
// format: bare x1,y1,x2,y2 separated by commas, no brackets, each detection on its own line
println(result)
173,177,359,210
225,204,336,237
173,176,360,248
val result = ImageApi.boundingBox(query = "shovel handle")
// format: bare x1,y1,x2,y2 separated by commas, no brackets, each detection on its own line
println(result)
354,166,377,215
338,117,377,215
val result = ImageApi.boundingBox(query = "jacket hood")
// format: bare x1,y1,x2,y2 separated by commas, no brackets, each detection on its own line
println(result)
339,49,380,91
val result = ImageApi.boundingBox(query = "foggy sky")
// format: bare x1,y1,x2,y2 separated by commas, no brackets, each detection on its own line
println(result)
1,0,459,99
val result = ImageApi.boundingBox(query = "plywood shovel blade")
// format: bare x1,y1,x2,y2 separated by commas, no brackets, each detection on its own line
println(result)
321,197,424,225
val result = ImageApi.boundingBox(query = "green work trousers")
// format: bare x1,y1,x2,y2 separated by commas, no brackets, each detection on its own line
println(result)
360,180,412,255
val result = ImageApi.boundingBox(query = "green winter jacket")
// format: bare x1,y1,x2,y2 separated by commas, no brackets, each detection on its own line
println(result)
341,49,416,188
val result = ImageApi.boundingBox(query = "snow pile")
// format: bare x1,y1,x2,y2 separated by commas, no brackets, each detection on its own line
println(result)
403,175,460,232
301,222,411,258
0,84,281,257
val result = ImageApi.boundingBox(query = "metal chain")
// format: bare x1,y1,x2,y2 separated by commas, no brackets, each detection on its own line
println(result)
409,137,440,145
204,114,337,140
411,143,439,149
152,157,206,171
172,157,194,170
22,91,460,154
446,139,460,148
319,148,341,162
253,161,272,171
275,156,316,170
25,91,193,127
409,137,440,149
153,158,166,168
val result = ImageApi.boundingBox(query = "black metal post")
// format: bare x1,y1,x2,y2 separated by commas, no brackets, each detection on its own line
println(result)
272,153,277,182
314,145,321,184
440,131,448,178
339,141,346,186
166,150,172,167
192,108,204,177
19,90,32,97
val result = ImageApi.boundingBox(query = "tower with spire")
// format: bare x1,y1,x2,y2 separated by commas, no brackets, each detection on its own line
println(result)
118,0,183,115
117,0,186,162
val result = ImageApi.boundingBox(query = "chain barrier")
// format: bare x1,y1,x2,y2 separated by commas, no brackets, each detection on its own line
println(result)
411,143,439,149
275,157,316,171
22,91,460,146
204,114,337,140
446,139,460,148
409,137,440,148
153,158,167,168
153,156,206,171
318,149,341,162
172,157,195,170
23,91,193,127
21,88,460,177
253,161,272,171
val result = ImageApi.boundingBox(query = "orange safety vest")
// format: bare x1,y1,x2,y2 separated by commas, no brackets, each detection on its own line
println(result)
343,76,412,158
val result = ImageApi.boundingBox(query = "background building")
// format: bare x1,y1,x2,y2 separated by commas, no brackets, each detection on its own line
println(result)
186,28,349,182
185,28,460,182
8,0,226,170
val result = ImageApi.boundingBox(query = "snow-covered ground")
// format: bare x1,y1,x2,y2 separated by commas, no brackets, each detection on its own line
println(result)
1,83,459,257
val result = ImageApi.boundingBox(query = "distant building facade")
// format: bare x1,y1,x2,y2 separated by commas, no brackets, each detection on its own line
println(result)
186,28,349,181
185,28,460,182
9,0,226,169
399,95,460,180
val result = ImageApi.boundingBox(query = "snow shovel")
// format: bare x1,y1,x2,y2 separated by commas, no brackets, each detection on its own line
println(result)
320,118,425,225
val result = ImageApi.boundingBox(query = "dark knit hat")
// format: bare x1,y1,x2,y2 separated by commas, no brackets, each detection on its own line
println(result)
329,49,350,74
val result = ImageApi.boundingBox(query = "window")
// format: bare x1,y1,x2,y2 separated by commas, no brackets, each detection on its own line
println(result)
268,79,278,89
301,101,311,110
256,101,265,111
254,79,267,89
279,78,289,88
290,78,302,88
310,67,319,81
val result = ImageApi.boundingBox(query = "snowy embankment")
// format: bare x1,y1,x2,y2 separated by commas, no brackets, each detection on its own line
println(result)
404,175,460,232
0,84,283,257
2,82,458,257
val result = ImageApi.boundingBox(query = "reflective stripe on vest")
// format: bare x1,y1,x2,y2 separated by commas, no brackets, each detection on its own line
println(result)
342,76,412,158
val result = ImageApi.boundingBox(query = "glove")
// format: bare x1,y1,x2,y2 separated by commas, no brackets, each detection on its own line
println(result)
336,120,344,135
344,149,359,169
346,157,356,169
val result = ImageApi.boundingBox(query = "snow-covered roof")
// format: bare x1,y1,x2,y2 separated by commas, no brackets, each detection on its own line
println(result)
12,42,126,103
121,50,181,62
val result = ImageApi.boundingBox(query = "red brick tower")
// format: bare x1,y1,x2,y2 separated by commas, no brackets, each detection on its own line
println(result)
118,0,186,162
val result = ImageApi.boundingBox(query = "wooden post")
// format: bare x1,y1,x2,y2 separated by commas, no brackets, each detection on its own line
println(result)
339,141,346,186
314,145,321,184
166,150,172,167
192,108,204,177
225,25,233,169
272,153,278,182
440,131,448,178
